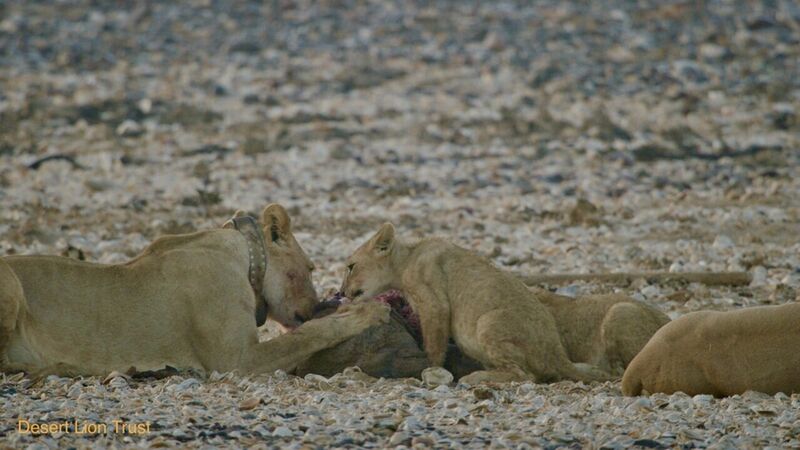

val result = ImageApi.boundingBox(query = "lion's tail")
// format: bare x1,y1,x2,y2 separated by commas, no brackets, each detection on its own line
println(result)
0,259,22,362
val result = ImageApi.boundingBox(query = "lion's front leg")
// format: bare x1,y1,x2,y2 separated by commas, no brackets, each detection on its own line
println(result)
405,283,451,367
240,301,390,374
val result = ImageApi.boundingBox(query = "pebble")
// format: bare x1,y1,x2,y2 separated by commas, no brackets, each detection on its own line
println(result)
750,266,768,287
693,394,714,405
173,378,201,392
713,235,735,250
389,432,412,446
628,397,653,412
238,397,260,410
107,377,129,390
780,274,800,288
66,383,82,399
115,120,144,138
411,435,436,446
555,285,579,298
272,426,293,438
421,367,454,387
640,285,660,299
399,416,423,431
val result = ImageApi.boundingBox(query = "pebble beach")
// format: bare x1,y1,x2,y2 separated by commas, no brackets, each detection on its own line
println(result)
1,0,799,448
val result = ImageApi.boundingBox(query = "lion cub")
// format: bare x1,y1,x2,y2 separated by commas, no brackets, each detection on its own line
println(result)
534,288,669,376
341,223,611,384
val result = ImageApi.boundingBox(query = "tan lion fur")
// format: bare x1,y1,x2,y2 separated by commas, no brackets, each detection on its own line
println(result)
0,204,390,377
622,302,800,397
535,288,669,376
340,223,617,385
0,258,22,364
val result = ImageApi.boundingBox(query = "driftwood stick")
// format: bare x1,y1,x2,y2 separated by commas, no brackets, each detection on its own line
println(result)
520,271,752,287
27,154,85,170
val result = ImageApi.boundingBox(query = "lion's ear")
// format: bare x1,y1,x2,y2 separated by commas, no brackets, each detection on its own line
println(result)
261,204,292,243
222,209,248,228
369,222,395,254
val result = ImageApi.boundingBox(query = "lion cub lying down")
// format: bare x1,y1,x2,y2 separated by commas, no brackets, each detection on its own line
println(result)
340,223,624,384
622,302,800,397
298,289,667,381
0,205,389,377
535,289,669,377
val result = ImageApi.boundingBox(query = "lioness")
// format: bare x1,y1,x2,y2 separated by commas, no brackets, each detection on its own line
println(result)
622,302,800,397
340,223,611,384
534,288,669,376
0,204,389,376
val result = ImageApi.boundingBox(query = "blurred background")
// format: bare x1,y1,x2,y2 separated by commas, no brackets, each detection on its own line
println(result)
0,0,798,302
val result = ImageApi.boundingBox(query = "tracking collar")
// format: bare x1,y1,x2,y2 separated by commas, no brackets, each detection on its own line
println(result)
224,215,269,327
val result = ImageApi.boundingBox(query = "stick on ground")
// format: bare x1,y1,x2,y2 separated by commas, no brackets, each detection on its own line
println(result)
520,272,752,287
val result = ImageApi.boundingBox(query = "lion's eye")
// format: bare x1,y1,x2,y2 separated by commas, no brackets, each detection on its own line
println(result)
347,263,355,272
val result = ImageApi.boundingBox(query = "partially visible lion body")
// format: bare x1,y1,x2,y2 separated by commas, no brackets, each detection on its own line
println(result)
2,230,255,374
339,223,665,384
536,289,669,376
0,205,390,377
0,259,22,361
622,302,800,397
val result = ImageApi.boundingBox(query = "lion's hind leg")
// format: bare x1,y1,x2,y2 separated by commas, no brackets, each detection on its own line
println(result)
458,309,548,385
467,308,611,385
0,260,22,366
456,335,532,385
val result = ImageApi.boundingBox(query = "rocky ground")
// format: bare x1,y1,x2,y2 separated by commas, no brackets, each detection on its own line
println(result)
1,0,799,448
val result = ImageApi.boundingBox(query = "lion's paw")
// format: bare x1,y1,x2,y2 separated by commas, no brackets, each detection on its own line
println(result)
337,300,391,328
